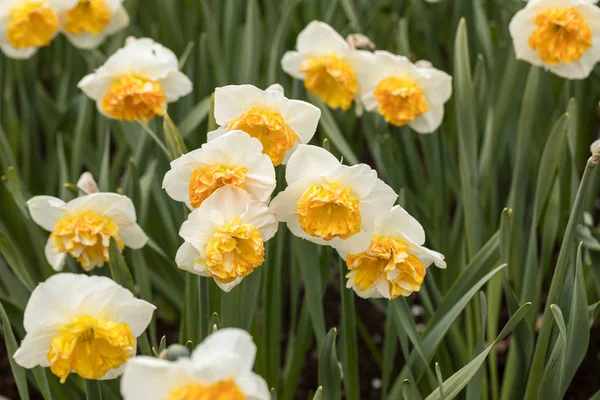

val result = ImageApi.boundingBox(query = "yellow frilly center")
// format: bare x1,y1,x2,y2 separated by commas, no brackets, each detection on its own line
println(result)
296,183,361,241
300,55,358,111
188,165,248,208
204,217,265,284
346,236,425,299
7,1,58,50
50,211,124,270
374,76,429,126
168,379,245,400
47,315,134,383
227,108,298,166
64,0,111,35
101,75,167,122
528,8,592,65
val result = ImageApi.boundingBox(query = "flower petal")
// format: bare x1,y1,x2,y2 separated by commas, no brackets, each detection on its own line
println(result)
285,144,340,185
27,196,66,231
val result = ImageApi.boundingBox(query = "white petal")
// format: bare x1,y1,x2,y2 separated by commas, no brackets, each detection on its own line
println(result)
192,328,257,373
359,179,397,218
269,178,322,223
284,99,321,145
214,277,244,292
175,242,206,275
214,85,265,126
330,221,374,254
207,126,228,142
285,144,340,185
199,186,253,222
78,72,115,101
64,32,107,50
418,66,452,104
406,239,447,269
0,44,38,59
179,209,221,251
67,193,139,226
286,217,329,246
296,21,349,54
591,138,600,154
162,155,197,204
119,223,148,249
27,196,66,231
13,330,57,369
281,51,306,80
509,5,546,68
121,357,192,400
376,205,426,245
327,164,377,199
45,239,66,271
104,4,130,35
409,102,445,134
236,372,271,400
241,202,279,242
159,70,193,102
47,0,78,13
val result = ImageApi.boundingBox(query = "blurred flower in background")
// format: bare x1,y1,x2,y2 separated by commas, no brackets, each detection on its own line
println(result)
14,273,155,382
78,37,192,122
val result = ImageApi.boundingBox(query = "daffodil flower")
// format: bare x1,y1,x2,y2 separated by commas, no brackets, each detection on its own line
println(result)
14,273,155,383
336,206,446,299
270,144,397,253
176,186,278,292
60,0,129,49
509,0,600,79
121,328,269,400
27,192,147,271
356,51,452,133
209,84,320,166
281,20,368,111
78,37,193,122
0,0,76,59
163,130,276,209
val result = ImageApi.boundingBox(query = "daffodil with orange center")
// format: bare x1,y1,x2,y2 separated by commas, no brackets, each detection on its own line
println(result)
163,130,276,210
209,84,320,166
60,0,129,48
176,186,278,292
27,191,147,271
121,328,269,400
78,37,192,122
14,273,155,382
270,145,397,253
337,206,446,299
510,0,600,79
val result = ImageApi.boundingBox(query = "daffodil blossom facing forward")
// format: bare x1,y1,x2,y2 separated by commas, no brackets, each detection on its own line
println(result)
336,206,446,299
27,192,147,271
121,328,269,400
0,0,76,59
270,144,397,253
176,186,278,292
356,51,452,133
60,0,129,49
209,84,321,166
14,273,155,382
78,37,192,122
509,0,600,79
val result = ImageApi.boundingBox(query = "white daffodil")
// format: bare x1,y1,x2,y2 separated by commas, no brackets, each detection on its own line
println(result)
176,186,278,292
78,37,192,122
281,20,368,111
355,51,452,133
269,144,397,253
336,206,445,299
60,0,129,49
0,0,77,59
163,130,276,209
591,138,600,154
208,84,320,166
14,273,155,383
27,192,147,271
509,0,600,79
121,328,269,400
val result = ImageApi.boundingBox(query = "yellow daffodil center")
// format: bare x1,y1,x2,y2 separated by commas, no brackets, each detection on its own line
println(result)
374,77,429,126
47,315,134,383
296,183,361,241
101,76,167,122
64,0,111,35
204,217,264,283
188,165,248,208
168,379,245,400
300,55,358,111
346,236,425,299
528,8,592,65
227,108,298,166
50,211,123,270
7,1,58,50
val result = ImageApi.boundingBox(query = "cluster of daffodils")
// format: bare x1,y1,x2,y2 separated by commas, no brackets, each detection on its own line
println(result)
0,0,129,59
281,21,453,133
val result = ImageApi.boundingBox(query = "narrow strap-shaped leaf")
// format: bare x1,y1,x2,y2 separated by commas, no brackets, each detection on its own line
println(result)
0,300,29,400
338,259,359,400
538,305,568,400
108,239,135,294
318,328,341,400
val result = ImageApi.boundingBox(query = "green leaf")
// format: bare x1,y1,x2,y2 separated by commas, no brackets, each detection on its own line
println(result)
84,379,102,400
163,113,188,160
318,328,341,400
32,367,53,400
179,97,211,138
0,228,35,291
0,300,29,400
312,387,323,400
538,305,567,400
338,260,359,400
238,0,261,84
435,363,446,400
108,238,135,293
402,379,419,400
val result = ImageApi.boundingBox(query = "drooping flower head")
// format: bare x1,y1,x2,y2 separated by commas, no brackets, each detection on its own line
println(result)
60,0,129,49
27,192,148,271
121,328,269,400
78,37,192,122
281,21,366,111
0,0,76,59
337,206,446,299
14,273,155,383
509,0,600,79
176,186,278,292
209,84,321,166
356,51,452,133
270,145,397,253
163,130,277,209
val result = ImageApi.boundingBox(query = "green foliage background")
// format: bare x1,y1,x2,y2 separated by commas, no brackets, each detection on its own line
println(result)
1,0,600,399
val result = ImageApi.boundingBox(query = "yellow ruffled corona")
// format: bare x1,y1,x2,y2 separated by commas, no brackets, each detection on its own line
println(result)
101,76,167,122
7,1,58,49
188,165,248,208
168,380,246,400
64,0,111,35
301,55,358,111
374,77,429,126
